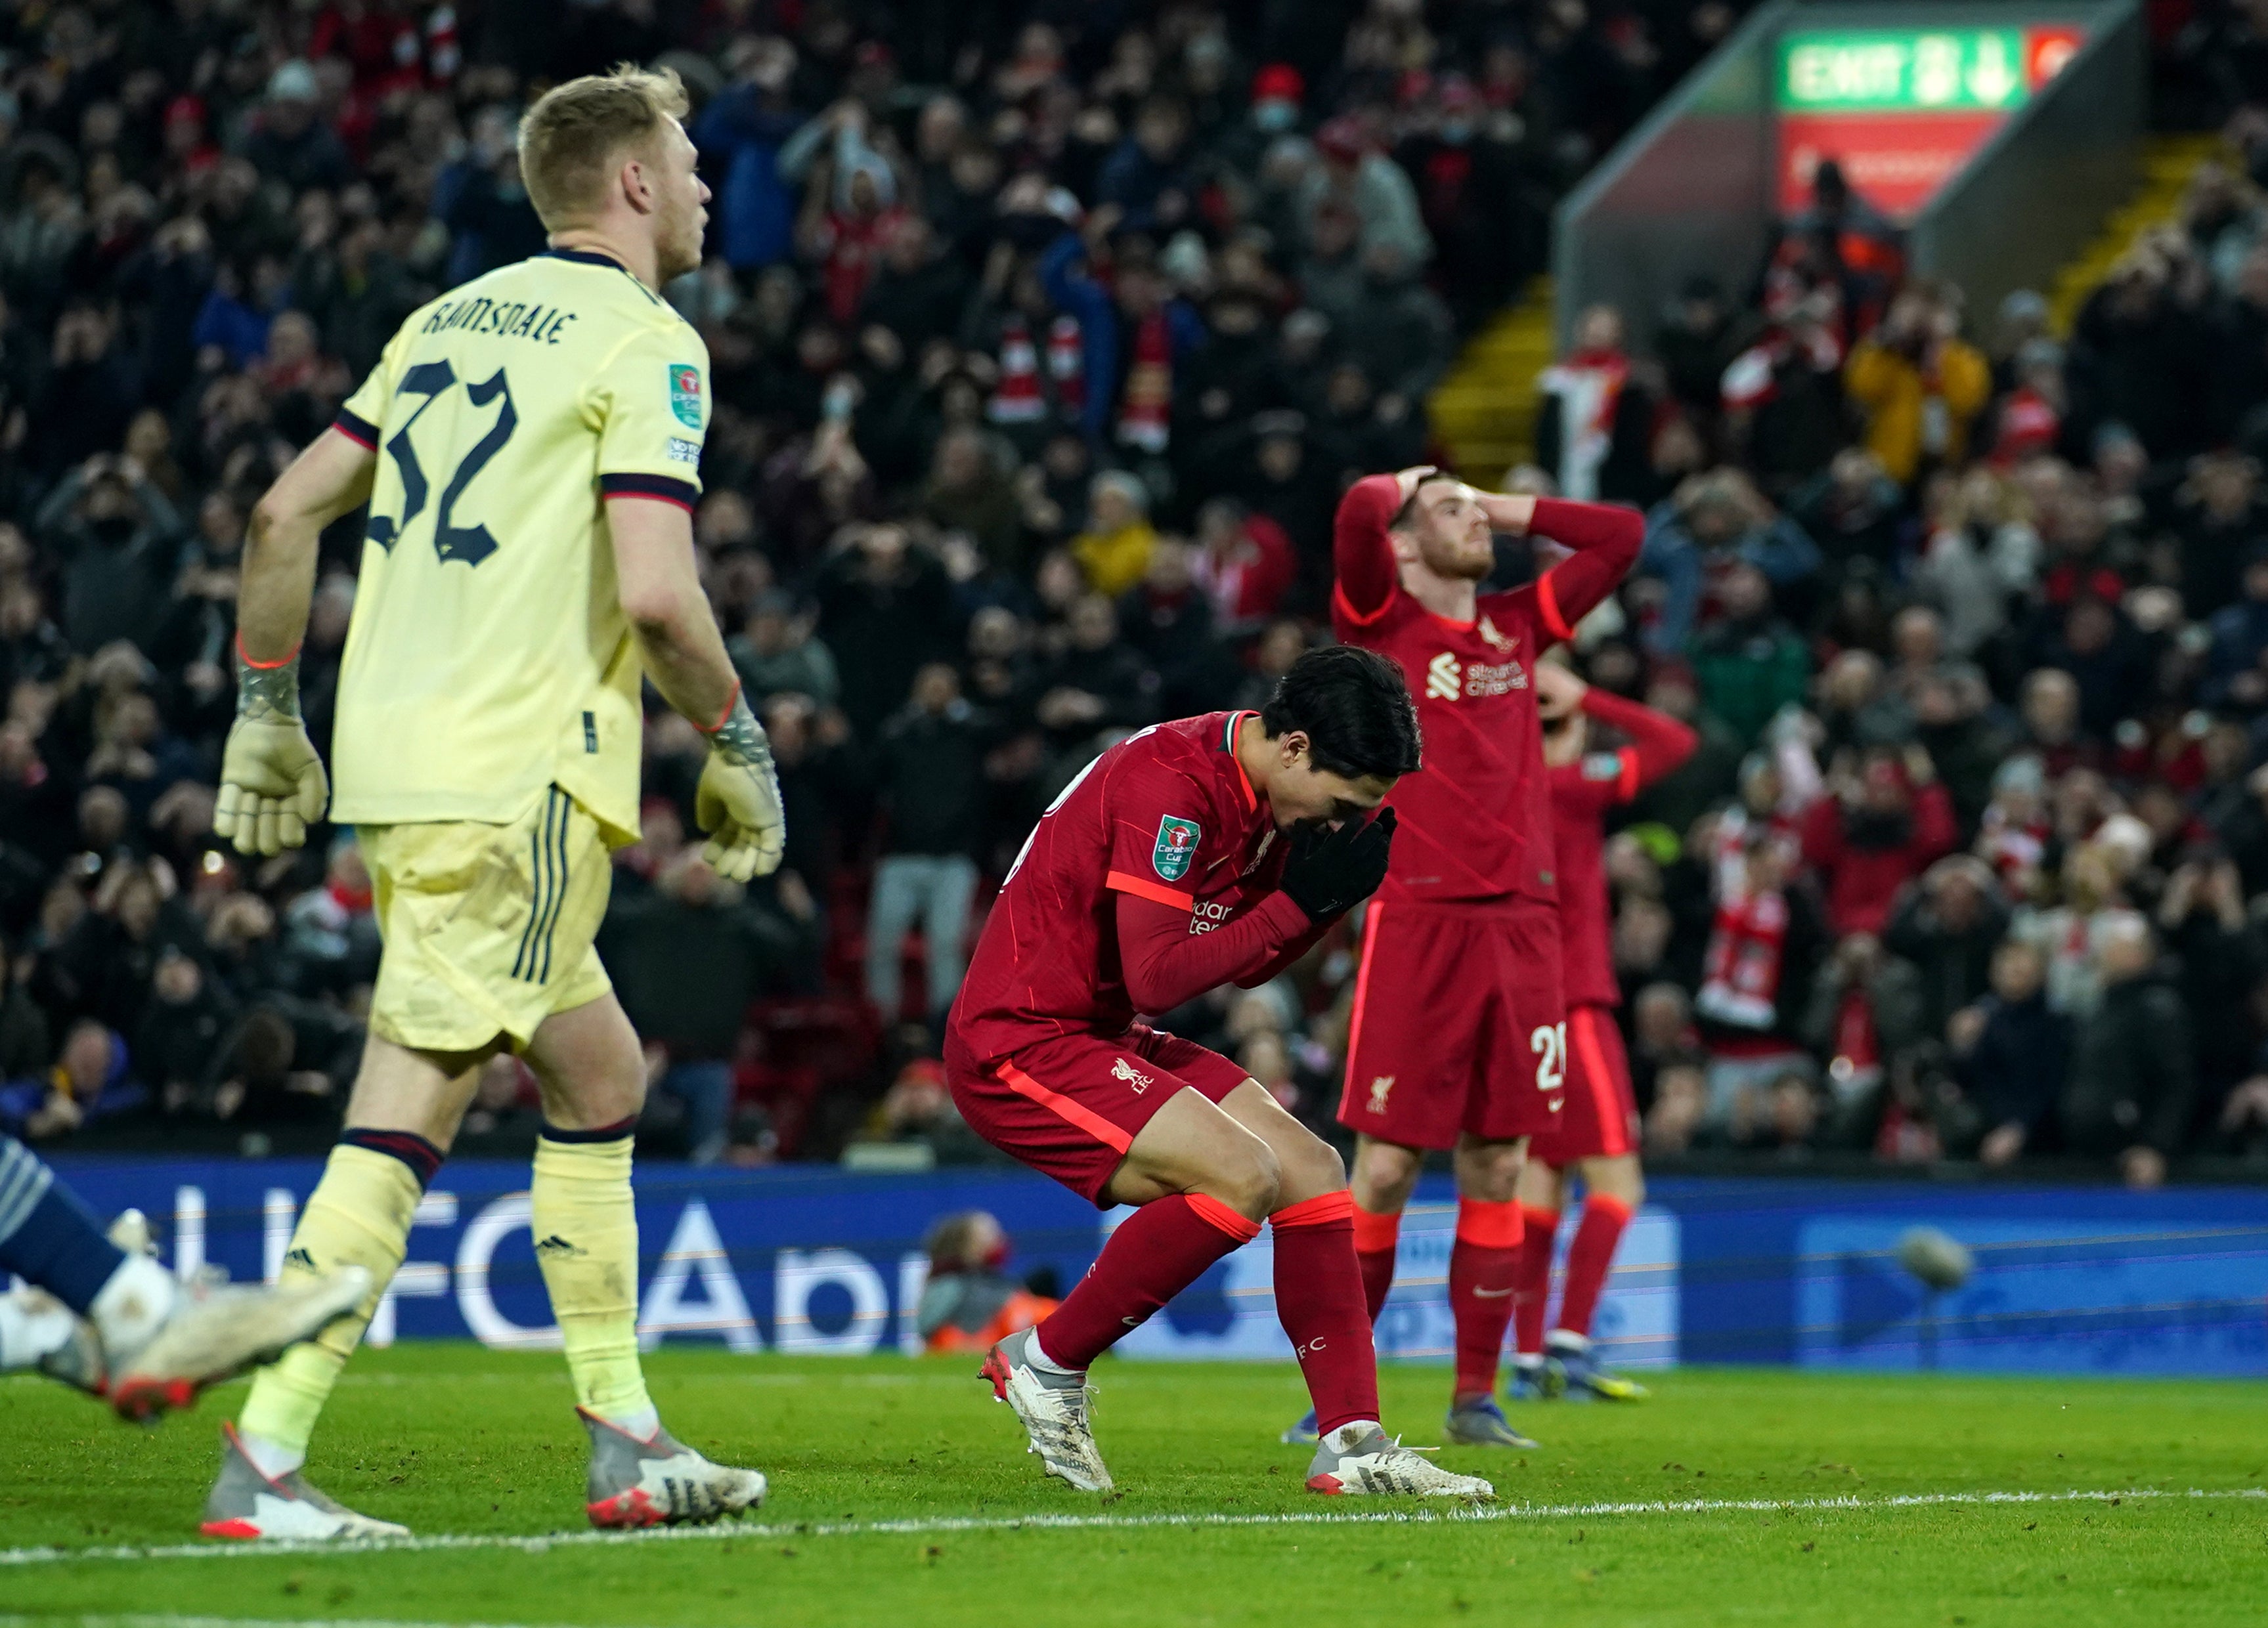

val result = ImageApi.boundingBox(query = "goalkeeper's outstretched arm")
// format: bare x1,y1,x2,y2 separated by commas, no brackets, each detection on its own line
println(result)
609,495,787,881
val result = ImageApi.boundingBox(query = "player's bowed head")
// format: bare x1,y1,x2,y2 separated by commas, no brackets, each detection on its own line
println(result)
1246,645,1421,832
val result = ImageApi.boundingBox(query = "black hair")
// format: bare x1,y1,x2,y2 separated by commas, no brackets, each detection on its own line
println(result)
1261,645,1422,780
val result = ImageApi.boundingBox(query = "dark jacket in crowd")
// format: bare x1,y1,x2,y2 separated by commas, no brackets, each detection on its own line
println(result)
1959,991,2070,1139
603,890,810,1061
2062,973,2196,1157
1884,886,2011,1044
874,700,998,859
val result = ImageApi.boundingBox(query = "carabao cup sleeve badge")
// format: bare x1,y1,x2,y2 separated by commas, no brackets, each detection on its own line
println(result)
669,364,703,427
1152,815,1201,882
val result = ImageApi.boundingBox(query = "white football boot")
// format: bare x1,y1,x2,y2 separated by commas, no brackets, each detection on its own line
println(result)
581,1409,767,1528
201,1421,410,1541
110,1264,371,1422
1305,1423,1495,1498
981,1327,1113,1492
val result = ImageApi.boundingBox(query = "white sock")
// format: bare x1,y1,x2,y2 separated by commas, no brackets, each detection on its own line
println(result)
0,1293,76,1371
1026,1330,1081,1376
1324,1420,1382,1453
594,1404,661,1440
1549,1329,1590,1354
88,1254,176,1360
238,1428,307,1481
1512,1351,1545,1370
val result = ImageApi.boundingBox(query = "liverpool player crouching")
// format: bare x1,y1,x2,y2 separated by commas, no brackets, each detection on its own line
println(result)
947,647,1491,1499
1511,659,1696,1403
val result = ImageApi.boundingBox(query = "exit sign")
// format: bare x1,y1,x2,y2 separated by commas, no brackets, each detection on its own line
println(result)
1777,26,2082,113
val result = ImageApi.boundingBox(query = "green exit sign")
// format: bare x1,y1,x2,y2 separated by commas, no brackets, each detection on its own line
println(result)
1778,29,2031,112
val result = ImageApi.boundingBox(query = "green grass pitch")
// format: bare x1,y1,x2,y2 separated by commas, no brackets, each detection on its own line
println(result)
1,1346,2262,1627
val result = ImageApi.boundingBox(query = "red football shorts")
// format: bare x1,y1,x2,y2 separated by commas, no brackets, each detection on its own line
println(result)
1337,896,1567,1149
946,1022,1252,1206
1531,1003,1640,1165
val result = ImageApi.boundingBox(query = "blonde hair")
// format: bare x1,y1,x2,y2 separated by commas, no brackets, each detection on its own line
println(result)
517,64,688,230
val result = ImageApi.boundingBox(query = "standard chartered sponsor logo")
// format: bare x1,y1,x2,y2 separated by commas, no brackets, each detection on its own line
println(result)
1426,653,1461,700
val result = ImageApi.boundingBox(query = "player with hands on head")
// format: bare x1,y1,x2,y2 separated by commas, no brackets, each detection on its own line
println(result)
200,65,775,1543
950,645,1494,1500
1301,459,1644,1452
1509,656,1695,1403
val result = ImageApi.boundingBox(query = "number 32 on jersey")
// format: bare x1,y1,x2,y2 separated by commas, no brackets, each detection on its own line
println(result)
364,362,517,567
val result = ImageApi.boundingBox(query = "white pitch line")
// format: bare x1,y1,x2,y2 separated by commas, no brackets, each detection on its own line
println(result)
0,1486,2257,1569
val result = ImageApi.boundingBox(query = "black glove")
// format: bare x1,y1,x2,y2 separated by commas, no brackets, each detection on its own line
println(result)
1278,807,1397,922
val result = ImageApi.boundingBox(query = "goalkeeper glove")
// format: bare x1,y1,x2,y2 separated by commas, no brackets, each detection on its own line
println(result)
1278,807,1396,922
695,687,787,882
213,643,328,858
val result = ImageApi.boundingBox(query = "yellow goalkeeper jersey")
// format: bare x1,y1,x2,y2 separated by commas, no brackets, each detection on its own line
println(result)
328,248,708,846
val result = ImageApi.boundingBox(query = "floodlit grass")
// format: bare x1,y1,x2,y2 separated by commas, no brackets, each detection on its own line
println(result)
1,1345,2263,1626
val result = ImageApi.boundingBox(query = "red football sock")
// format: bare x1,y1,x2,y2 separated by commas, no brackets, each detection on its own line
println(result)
1554,1193,1634,1340
1035,1193,1259,1370
1269,1191,1380,1436
1512,1204,1560,1356
1351,1202,1400,1323
1449,1197,1523,1401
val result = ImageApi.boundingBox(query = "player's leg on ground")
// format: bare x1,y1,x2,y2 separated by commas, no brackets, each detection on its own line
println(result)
3,1151,371,1425
1216,1082,1379,1438
1347,1134,1424,1321
236,1037,483,1474
523,993,766,1528
0,1134,159,1390
0,1132,131,1366
1510,1157,1565,1396
1447,1133,1527,1406
1548,1153,1647,1400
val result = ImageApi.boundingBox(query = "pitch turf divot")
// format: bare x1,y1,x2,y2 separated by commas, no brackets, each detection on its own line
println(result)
0,1486,2259,1568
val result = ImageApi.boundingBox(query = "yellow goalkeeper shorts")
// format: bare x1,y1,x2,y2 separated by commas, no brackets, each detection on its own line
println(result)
360,785,615,1054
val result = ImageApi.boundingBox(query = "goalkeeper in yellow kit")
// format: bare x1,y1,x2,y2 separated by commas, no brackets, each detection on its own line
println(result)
198,66,781,1540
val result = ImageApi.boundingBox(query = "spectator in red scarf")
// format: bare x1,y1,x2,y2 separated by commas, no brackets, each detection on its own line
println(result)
1537,304,1660,503
1038,213,1206,450
1695,826,1832,1130
1801,746,1959,935
1989,338,2067,466
1188,498,1295,635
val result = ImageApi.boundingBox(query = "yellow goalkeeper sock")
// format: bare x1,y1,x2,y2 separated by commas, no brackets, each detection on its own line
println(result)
237,1134,437,1460
531,1121,653,1429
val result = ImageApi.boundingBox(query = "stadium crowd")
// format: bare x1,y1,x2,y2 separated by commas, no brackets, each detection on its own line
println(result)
5,0,2268,1188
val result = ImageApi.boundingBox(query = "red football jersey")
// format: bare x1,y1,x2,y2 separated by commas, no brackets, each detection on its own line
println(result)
1548,689,1699,1008
1330,479,1642,907
951,711,1304,1059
